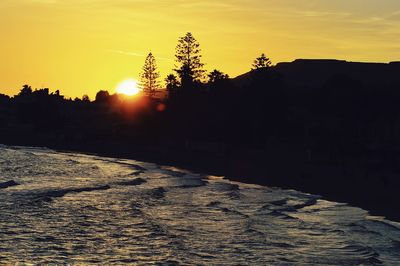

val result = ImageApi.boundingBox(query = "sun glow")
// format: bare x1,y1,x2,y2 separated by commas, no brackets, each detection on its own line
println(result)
116,79,141,96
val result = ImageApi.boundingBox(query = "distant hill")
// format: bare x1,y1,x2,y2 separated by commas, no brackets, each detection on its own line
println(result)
233,59,400,89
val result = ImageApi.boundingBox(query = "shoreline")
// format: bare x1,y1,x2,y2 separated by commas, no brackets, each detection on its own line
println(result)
2,141,399,222
43,143,400,223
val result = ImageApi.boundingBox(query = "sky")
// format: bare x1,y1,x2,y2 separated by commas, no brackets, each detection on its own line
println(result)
1,0,400,98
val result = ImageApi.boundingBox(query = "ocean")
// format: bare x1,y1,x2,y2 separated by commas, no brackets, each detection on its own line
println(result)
0,145,399,264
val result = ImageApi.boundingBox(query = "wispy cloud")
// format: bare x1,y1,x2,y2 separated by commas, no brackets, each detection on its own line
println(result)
109,49,173,61
109,49,145,57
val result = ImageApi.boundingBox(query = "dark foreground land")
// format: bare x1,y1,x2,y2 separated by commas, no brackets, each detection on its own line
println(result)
2,59,400,222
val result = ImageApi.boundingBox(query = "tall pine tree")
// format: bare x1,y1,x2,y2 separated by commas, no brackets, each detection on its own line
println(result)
140,52,160,97
174,32,205,87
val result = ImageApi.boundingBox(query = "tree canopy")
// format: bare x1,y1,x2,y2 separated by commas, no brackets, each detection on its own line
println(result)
140,52,160,97
252,53,272,70
208,69,229,83
174,32,205,87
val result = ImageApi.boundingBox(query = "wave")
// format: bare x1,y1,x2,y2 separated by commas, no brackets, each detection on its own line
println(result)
340,244,382,265
270,241,296,249
129,171,144,176
9,145,52,152
161,169,187,177
366,217,400,231
206,201,221,207
211,182,240,192
148,187,167,199
173,179,208,189
206,175,225,180
159,165,191,177
65,159,80,165
270,199,287,206
392,239,400,249
35,185,111,202
0,180,20,189
226,190,241,200
259,197,318,214
130,164,147,172
268,210,299,220
115,178,147,186
291,198,318,210
218,207,250,218
94,158,148,171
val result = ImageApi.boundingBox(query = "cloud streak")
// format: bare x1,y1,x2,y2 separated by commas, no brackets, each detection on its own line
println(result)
109,49,173,62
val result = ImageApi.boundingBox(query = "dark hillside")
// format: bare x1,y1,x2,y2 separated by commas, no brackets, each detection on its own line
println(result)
234,59,400,89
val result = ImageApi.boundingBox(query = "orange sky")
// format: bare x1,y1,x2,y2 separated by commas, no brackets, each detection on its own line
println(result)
1,0,400,98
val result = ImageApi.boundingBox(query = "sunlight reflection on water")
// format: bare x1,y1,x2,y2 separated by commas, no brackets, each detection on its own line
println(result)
0,146,399,264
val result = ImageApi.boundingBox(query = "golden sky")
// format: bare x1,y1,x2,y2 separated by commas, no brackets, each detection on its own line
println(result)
1,0,400,98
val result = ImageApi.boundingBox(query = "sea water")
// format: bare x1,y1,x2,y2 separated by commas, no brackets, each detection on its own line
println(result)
0,145,399,264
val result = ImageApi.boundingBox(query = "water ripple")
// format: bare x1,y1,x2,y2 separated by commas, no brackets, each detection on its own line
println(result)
0,146,399,264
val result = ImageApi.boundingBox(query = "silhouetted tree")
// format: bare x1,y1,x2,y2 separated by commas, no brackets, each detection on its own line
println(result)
140,52,160,97
34,88,49,97
82,95,90,102
174,32,205,87
165,74,180,97
18,84,33,97
95,90,110,104
252,53,272,70
51,89,64,100
208,69,229,83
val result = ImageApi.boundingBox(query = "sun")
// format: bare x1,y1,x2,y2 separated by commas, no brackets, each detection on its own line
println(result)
116,79,141,96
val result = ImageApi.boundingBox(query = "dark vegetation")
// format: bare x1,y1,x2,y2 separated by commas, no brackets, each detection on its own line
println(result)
1,33,400,220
